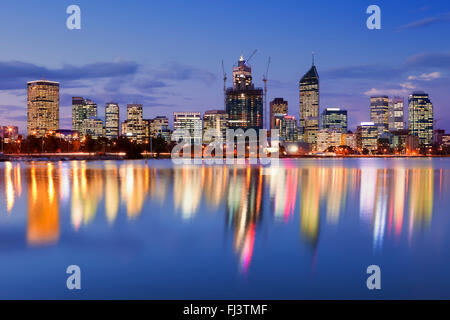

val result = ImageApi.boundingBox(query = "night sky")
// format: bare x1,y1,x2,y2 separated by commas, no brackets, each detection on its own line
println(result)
1,0,450,133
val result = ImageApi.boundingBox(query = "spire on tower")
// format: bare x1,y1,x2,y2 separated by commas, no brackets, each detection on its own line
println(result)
312,51,315,66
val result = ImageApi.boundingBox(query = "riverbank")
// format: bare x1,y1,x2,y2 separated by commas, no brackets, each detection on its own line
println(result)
1,152,450,162
0,152,127,162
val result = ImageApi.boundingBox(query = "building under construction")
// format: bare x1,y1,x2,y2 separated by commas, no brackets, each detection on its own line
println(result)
226,55,263,130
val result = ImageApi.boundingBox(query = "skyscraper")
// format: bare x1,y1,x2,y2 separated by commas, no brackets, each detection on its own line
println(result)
270,98,288,130
317,129,343,152
321,108,348,133
72,97,97,134
356,122,378,151
226,55,263,130
408,92,434,146
299,60,319,146
150,116,171,142
203,110,229,143
83,117,104,140
370,96,389,136
125,104,145,143
173,112,202,144
105,102,120,140
27,80,59,137
388,97,404,131
280,115,298,142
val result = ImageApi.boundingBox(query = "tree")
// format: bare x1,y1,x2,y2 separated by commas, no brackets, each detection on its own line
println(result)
152,137,169,157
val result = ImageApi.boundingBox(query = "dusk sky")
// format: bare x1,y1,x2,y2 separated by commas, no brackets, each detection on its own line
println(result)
1,0,450,133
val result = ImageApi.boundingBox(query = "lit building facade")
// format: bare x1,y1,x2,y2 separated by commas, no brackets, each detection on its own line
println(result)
408,92,434,146
370,96,389,136
55,129,79,141
405,135,420,153
226,55,263,130
82,117,104,140
317,129,343,152
125,104,145,143
344,133,358,150
321,108,347,133
121,121,128,137
173,112,202,144
280,115,298,142
270,98,288,130
105,102,120,140
442,135,450,147
27,80,60,137
357,122,379,151
388,97,404,131
150,116,171,142
72,97,97,134
203,110,229,143
299,62,319,146
391,129,409,151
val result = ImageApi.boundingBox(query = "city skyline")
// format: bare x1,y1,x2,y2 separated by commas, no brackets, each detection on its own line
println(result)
10,58,438,153
3,62,440,136
1,1,450,134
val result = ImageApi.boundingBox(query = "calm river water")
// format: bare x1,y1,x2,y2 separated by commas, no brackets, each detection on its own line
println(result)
0,158,449,299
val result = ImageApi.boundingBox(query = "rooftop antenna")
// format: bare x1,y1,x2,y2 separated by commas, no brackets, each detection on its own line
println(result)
221,60,227,110
312,51,315,66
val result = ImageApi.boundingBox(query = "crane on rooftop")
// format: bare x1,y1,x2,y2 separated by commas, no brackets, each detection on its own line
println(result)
245,49,257,65
221,60,227,110
263,57,271,130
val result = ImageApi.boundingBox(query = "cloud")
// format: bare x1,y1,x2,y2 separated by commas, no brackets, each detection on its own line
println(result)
0,60,140,90
406,53,450,69
397,12,450,31
152,62,216,84
397,17,439,30
407,72,441,81
321,65,402,80
364,88,408,97
399,82,416,90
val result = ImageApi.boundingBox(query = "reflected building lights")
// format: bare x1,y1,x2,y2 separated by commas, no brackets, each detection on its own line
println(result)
5,162,15,213
105,163,119,224
27,163,59,246
408,168,434,238
173,166,203,219
360,168,377,222
326,168,347,224
0,160,442,273
120,164,147,219
373,170,388,251
300,169,320,246
226,167,263,274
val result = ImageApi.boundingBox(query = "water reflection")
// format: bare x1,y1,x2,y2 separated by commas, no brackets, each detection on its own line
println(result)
0,160,444,272
27,163,59,246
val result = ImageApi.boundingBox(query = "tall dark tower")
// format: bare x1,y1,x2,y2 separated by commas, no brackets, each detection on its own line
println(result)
226,55,263,130
299,54,319,147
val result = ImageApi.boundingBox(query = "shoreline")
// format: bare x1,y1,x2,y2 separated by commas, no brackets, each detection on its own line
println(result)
1,153,450,162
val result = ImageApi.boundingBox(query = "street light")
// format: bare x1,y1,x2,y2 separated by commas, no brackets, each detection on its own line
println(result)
1,127,14,154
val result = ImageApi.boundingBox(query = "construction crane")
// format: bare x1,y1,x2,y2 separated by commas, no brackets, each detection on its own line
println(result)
434,118,442,128
262,57,271,130
245,49,258,65
221,60,227,110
